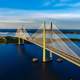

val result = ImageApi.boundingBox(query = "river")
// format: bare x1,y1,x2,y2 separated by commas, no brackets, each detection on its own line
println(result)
0,43,80,80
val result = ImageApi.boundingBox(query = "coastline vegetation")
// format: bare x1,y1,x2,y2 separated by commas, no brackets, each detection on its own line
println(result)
0,36,80,44
0,36,31,44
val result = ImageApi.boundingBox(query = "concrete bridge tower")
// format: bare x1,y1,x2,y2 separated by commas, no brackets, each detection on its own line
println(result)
42,21,53,62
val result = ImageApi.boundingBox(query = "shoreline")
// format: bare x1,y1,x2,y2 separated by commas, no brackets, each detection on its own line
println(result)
0,36,80,44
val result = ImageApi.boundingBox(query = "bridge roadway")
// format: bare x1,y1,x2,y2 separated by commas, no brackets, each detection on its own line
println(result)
32,30,80,34
20,37,80,67
29,38,78,43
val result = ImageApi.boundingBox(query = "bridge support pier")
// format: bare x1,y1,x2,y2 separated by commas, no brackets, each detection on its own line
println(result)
50,52,53,60
18,38,25,45
22,39,24,44
18,37,21,45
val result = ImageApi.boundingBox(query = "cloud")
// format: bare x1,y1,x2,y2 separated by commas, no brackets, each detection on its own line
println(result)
0,8,80,22
43,1,51,7
0,8,80,29
0,8,39,22
51,2,80,10
42,0,80,9
69,2,80,7
53,3,67,7
42,0,72,7
42,0,55,7
36,13,80,19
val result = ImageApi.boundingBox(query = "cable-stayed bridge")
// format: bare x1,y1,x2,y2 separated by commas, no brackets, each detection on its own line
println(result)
15,22,80,67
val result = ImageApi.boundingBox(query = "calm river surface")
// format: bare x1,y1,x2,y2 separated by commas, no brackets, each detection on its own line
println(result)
0,42,80,80
0,29,80,80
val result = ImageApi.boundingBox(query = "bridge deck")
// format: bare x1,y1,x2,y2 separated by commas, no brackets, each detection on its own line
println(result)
15,28,80,67
24,38,80,67
30,38,78,43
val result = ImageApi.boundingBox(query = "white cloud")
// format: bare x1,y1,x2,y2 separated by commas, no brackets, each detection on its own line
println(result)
42,0,80,9
42,0,74,7
42,0,55,7
69,2,80,7
51,2,80,9
53,3,66,7
0,8,80,29
36,13,80,19
0,8,80,21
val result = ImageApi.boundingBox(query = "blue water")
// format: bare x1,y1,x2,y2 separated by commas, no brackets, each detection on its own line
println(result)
0,29,80,32
0,43,80,80
0,29,80,80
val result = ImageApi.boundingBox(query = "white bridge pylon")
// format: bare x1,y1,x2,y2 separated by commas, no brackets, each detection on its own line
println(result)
15,27,31,40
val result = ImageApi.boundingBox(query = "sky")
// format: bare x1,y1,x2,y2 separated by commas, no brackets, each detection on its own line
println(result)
0,0,80,10
0,0,80,29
